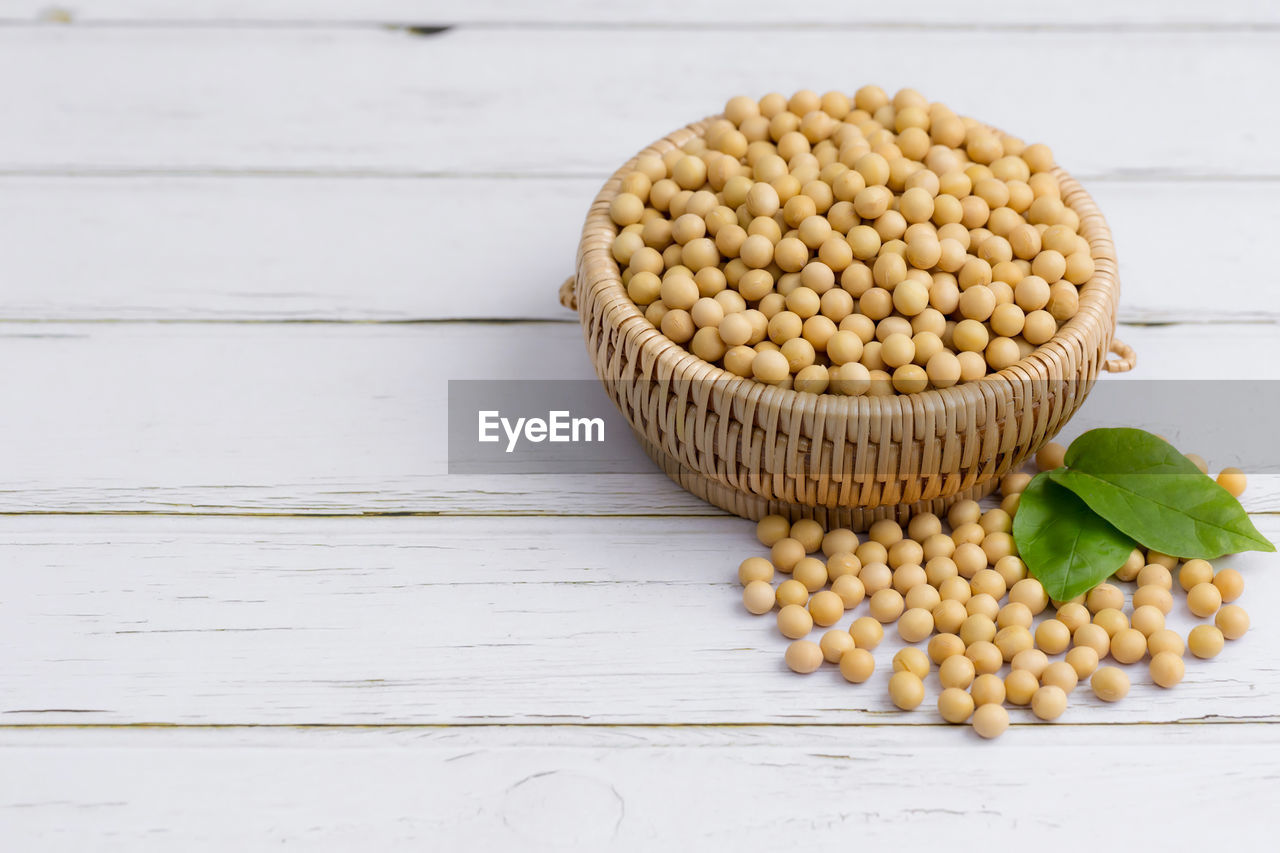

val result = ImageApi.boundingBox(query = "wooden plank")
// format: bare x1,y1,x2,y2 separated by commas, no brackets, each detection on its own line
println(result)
2,28,1278,176
0,724,1277,850
0,175,596,322
0,514,1275,725
1,175,1275,323
0,321,1277,517
7,0,1278,25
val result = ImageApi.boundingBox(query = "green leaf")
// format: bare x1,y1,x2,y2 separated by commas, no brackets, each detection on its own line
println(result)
1012,472,1136,602
1049,427,1274,560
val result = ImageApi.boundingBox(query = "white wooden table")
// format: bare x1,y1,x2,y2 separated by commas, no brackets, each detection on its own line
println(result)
2,2,1279,848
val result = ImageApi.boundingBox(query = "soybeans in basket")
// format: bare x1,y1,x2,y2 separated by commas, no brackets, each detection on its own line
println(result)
610,86,1093,395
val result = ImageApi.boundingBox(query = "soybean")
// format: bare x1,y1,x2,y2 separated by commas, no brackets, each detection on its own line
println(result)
1091,666,1130,702
972,704,1010,739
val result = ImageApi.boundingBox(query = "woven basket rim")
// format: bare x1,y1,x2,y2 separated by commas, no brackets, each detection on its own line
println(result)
576,113,1119,417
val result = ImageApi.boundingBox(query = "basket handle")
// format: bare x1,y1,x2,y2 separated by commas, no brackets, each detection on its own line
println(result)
559,276,577,311
1102,337,1136,373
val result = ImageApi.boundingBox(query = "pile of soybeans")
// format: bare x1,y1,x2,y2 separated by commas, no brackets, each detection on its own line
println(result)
610,86,1093,395
738,443,1251,739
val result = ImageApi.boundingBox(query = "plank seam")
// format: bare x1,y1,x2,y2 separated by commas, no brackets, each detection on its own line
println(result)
3,168,1280,183
0,720,1273,729
5,20,1280,33
1,316,1278,327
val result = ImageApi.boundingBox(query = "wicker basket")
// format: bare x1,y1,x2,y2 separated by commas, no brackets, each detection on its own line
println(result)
561,115,1136,530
